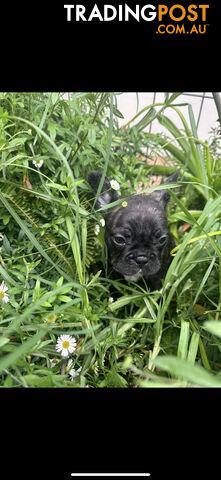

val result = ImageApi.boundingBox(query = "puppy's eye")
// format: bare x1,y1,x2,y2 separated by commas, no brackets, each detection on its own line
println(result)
159,235,167,245
113,235,125,246
154,230,161,239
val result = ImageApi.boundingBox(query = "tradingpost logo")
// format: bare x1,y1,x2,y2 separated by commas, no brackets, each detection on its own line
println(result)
63,3,210,35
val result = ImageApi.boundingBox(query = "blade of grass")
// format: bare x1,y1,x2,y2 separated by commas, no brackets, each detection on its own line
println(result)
157,113,191,155
203,321,221,339
0,192,73,282
144,132,186,164
0,264,18,286
33,94,51,146
108,294,144,311
8,115,79,204
0,329,47,373
153,355,221,387
93,93,114,209
81,217,87,281
187,332,200,365
1,282,83,337
188,104,208,194
177,321,190,360
192,256,216,305
65,216,83,284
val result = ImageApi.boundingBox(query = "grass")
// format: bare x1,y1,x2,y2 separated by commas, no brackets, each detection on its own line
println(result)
0,91,221,388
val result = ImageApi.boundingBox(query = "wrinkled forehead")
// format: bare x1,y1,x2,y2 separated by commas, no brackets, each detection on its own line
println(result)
107,196,168,231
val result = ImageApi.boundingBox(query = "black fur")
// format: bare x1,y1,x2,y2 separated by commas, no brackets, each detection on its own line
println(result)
88,170,179,290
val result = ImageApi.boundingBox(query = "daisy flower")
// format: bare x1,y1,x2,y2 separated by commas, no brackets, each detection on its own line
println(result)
69,366,82,379
110,179,120,191
33,159,44,168
0,281,9,303
49,357,59,368
94,224,100,235
67,359,82,380
100,218,105,227
55,334,77,357
108,296,114,303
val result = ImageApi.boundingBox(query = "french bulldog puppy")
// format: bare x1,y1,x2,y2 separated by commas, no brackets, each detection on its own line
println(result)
88,169,179,290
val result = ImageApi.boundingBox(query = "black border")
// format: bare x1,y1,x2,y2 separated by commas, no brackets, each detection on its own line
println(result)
1,1,220,478
2,387,221,479
1,1,220,90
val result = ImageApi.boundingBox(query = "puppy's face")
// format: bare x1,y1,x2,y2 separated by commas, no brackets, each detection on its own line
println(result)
104,195,171,282
88,170,179,287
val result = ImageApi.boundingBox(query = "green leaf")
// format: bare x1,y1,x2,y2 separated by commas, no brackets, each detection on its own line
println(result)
51,92,59,105
0,264,18,287
108,294,144,311
187,332,200,365
1,282,83,338
153,355,221,387
47,120,57,141
56,276,64,287
0,337,10,348
46,182,68,191
102,369,127,388
134,107,157,131
87,126,96,145
113,104,124,118
177,321,189,360
65,216,83,284
7,136,28,148
0,192,73,282
0,329,47,373
203,321,221,339
57,295,72,302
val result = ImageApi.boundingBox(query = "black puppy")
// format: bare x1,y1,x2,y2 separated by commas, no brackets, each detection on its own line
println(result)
88,170,179,290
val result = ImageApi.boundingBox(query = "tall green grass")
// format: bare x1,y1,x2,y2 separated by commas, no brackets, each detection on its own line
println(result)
0,92,221,387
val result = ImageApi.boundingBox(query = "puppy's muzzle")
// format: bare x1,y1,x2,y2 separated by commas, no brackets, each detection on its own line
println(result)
136,255,149,265
127,252,155,266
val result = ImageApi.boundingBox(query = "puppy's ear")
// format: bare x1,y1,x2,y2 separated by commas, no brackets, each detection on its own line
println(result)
87,170,119,210
151,169,180,208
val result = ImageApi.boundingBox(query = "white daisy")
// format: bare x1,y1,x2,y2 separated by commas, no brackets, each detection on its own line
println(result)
49,357,59,368
33,159,44,168
108,296,114,303
67,359,73,368
100,218,105,227
55,334,77,357
0,281,9,303
67,359,82,380
69,366,82,380
110,179,120,191
94,224,100,235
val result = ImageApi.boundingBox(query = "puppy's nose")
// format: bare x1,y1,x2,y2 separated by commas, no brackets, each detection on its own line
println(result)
136,255,148,265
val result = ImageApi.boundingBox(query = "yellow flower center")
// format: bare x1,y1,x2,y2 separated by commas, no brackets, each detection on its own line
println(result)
62,341,70,349
0,291,4,298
